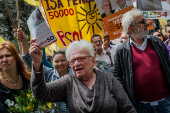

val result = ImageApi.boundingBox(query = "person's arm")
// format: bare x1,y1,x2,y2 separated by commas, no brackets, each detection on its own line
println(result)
16,28,32,70
21,48,53,70
16,28,30,55
153,37,170,64
43,65,55,82
41,48,53,68
112,47,123,83
29,40,68,102
109,74,137,113
31,65,69,102
21,53,32,70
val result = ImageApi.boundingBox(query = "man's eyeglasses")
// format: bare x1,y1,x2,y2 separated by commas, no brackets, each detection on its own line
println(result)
131,19,146,26
93,40,103,44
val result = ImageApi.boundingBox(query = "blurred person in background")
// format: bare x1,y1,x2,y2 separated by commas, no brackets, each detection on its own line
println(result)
165,25,170,40
103,34,112,51
137,0,162,11
102,34,115,64
164,25,170,56
153,31,166,41
44,50,72,82
91,34,114,72
43,50,71,113
16,28,53,69
103,33,128,65
95,0,117,17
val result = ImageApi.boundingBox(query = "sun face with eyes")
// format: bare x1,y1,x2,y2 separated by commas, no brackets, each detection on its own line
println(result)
77,2,102,34
86,10,97,25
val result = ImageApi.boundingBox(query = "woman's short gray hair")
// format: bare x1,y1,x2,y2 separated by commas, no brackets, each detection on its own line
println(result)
121,8,143,34
66,40,95,61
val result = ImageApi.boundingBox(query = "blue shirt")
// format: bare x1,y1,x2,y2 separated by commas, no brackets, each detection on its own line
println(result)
44,66,72,113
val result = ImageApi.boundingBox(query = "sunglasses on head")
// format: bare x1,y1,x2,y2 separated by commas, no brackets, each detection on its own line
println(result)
156,34,161,37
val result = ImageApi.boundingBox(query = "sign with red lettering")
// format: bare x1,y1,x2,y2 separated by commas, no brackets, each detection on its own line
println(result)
103,6,133,40
40,0,104,48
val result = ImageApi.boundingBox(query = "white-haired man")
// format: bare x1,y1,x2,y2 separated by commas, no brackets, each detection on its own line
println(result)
113,8,170,113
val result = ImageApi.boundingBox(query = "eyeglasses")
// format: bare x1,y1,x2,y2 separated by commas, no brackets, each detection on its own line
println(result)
70,56,91,65
54,59,67,63
131,19,146,26
93,40,103,44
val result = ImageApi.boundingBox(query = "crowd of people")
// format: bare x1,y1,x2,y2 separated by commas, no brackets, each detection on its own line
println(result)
0,8,170,113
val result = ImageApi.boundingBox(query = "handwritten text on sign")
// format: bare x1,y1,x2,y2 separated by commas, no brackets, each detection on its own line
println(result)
41,0,103,48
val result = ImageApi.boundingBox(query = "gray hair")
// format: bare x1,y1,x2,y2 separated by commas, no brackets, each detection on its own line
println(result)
121,8,143,34
66,40,95,61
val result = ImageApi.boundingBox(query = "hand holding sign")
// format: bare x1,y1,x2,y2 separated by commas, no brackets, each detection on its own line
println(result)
29,39,42,72
27,8,57,48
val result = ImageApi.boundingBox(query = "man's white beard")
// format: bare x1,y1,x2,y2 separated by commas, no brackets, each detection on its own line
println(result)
131,29,148,39
135,32,148,39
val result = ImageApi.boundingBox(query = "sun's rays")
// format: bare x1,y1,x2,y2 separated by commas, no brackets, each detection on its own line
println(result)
77,2,102,35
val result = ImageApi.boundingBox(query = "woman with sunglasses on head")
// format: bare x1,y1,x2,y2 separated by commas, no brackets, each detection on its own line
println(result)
164,26,170,56
153,31,166,41
0,41,30,113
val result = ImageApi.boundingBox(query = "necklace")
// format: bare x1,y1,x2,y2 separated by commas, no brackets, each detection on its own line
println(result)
4,78,18,85
0,74,23,89
0,75,21,86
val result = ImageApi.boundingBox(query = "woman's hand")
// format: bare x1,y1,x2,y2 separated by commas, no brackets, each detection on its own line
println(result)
29,39,42,72
16,28,30,55
17,28,25,41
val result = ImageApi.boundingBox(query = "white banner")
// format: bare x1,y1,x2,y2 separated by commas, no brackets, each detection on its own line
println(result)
27,8,56,48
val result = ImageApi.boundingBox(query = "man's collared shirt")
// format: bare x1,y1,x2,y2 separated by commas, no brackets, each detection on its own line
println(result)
130,36,149,51
96,51,112,65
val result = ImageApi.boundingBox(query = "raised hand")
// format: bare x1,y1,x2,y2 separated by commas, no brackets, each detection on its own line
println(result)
29,39,42,72
16,27,30,55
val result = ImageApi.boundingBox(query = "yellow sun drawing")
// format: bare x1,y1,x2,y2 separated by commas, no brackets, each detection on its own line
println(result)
77,2,103,35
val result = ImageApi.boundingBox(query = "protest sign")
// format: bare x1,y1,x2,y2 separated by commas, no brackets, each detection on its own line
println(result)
40,0,104,48
103,6,133,40
134,0,170,19
23,0,39,6
143,11,170,19
95,0,133,15
145,19,156,31
0,37,5,43
27,8,56,48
